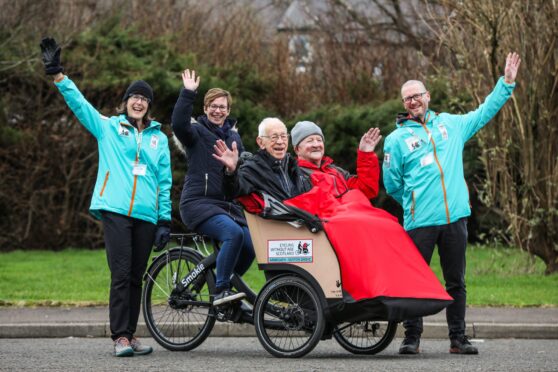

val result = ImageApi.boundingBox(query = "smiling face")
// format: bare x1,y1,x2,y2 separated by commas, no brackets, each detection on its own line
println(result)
401,81,430,121
126,94,149,122
294,134,324,166
204,96,230,127
257,120,289,160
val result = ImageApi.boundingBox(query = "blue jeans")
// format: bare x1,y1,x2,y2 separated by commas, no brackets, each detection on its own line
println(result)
196,214,255,290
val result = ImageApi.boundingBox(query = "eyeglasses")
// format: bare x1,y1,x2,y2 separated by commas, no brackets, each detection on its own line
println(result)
129,94,151,103
208,104,228,111
261,133,289,142
402,92,427,104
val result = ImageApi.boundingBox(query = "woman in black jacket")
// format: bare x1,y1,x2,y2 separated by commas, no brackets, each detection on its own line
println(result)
171,69,254,306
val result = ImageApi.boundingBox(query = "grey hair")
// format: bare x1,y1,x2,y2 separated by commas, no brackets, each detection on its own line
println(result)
258,117,285,136
401,80,427,95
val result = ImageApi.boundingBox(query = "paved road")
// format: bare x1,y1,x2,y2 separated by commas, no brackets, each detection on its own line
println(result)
1,337,557,371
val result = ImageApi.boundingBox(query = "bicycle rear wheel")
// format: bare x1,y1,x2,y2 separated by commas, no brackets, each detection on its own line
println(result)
142,248,216,351
333,320,397,354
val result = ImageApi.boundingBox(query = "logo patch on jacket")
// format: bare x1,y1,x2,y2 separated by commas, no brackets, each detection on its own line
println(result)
118,125,130,137
405,137,421,152
438,124,448,140
150,135,159,149
384,153,391,168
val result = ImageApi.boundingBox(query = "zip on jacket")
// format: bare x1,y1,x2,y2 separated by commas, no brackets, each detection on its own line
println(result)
411,191,415,221
419,122,451,224
100,171,109,197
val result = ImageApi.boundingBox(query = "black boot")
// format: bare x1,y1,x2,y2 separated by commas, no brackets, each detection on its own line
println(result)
450,335,479,354
399,336,420,354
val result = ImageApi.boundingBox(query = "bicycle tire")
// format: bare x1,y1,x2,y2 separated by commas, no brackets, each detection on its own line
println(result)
254,275,325,358
333,320,397,354
142,248,216,351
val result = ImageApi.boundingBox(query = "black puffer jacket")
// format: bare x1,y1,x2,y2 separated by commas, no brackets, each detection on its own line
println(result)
224,150,312,201
172,88,246,230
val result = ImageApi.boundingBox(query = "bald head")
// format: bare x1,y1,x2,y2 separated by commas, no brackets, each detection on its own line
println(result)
401,80,427,96
401,80,430,120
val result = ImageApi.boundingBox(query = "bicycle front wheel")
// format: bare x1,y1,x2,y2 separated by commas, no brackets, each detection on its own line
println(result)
142,248,216,351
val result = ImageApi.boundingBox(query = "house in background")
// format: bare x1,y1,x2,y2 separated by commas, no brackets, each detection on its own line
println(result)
274,0,424,75
276,0,324,73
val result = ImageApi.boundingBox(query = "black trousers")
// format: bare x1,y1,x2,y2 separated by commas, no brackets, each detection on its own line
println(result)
101,211,156,341
403,218,468,339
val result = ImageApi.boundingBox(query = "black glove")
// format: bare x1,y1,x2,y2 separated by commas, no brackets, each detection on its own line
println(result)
153,223,171,252
40,37,64,75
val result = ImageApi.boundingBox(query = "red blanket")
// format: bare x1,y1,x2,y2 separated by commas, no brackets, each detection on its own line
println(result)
285,184,452,304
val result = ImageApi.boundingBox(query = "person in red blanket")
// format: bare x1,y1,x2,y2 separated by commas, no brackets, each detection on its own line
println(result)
290,121,381,199
214,120,452,323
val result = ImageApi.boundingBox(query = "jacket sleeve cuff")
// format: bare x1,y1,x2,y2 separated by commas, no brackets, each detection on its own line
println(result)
499,76,516,88
181,88,197,99
54,75,69,87
357,149,378,160
157,220,171,227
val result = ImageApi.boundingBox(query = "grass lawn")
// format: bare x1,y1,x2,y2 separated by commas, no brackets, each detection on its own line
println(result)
0,244,556,307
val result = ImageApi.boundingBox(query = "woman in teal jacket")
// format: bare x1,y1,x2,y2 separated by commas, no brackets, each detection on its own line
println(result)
40,37,172,357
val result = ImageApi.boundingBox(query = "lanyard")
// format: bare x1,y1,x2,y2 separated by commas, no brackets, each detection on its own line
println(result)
133,128,143,164
405,112,432,145
406,127,431,145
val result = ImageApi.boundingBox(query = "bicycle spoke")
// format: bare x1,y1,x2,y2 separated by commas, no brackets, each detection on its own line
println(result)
143,250,216,351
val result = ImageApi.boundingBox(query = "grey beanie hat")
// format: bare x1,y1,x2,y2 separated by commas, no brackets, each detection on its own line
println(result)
291,121,324,147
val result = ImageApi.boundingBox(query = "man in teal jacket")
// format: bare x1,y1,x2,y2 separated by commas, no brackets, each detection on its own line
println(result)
383,53,521,355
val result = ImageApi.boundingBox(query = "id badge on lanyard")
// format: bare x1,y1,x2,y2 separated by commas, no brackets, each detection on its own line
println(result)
132,130,146,176
405,126,433,167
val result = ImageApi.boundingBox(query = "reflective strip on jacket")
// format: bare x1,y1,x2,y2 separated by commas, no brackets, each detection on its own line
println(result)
55,76,172,224
382,77,515,231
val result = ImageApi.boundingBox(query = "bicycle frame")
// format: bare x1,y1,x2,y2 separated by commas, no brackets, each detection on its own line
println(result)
163,233,258,320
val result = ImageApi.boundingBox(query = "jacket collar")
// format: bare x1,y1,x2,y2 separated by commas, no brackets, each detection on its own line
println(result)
120,114,159,130
257,149,292,170
197,115,238,132
396,110,435,127
297,155,333,170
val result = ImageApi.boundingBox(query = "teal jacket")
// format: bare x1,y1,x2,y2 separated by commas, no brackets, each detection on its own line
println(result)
382,77,515,231
55,76,172,224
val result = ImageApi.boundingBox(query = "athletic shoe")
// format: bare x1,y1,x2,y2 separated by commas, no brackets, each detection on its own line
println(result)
114,337,133,357
213,290,246,306
131,337,153,356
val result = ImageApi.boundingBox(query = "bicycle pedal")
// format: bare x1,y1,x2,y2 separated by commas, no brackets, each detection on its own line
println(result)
214,302,242,322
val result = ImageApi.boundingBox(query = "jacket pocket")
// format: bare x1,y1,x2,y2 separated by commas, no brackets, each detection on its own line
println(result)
410,191,416,221
100,171,110,197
